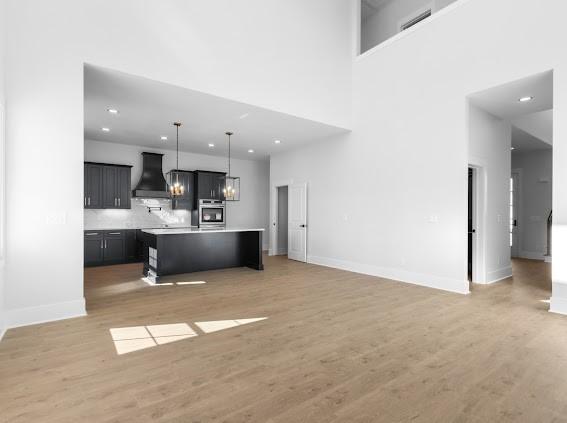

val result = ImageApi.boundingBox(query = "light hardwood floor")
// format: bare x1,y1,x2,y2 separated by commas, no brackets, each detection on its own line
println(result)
1,257,566,422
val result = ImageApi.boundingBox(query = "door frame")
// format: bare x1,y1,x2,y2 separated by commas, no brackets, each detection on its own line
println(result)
510,169,523,258
468,160,488,284
270,179,294,257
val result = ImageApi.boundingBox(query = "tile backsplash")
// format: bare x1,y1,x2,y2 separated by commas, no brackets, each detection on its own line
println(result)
84,198,193,230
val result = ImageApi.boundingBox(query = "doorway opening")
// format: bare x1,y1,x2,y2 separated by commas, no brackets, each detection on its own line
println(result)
271,182,307,263
467,167,474,282
276,186,288,256
467,70,553,307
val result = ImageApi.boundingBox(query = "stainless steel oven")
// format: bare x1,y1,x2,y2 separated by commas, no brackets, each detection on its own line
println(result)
198,199,226,227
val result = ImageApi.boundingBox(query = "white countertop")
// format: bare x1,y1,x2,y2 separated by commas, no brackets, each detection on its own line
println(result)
142,227,265,235
84,225,196,231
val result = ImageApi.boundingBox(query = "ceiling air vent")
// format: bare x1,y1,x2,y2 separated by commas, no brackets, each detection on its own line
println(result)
400,9,432,31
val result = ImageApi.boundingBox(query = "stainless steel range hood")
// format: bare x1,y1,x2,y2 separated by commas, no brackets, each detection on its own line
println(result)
132,152,169,198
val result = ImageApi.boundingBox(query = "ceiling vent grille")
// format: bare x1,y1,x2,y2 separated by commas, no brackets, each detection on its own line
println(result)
400,9,432,31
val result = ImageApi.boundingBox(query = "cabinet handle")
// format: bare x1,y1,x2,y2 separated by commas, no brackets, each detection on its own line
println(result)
88,197,91,206
118,198,121,207
105,240,107,249
86,232,99,236
108,232,121,235
84,197,86,206
100,240,103,249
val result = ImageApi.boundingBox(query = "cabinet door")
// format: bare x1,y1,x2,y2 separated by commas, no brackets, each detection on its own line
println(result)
197,172,213,199
214,174,226,201
172,172,195,210
85,164,103,209
116,167,131,209
84,232,103,266
103,231,125,263
103,166,118,208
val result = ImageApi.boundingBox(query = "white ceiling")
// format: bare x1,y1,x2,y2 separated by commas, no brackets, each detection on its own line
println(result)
84,65,349,160
512,126,551,153
468,70,553,120
361,0,391,21
511,109,552,146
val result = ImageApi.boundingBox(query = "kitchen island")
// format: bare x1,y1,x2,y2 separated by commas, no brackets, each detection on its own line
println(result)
138,227,264,283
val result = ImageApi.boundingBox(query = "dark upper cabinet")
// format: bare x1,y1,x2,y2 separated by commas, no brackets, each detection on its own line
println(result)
85,162,131,209
170,170,195,210
116,167,131,209
196,171,226,202
84,164,103,209
84,231,104,265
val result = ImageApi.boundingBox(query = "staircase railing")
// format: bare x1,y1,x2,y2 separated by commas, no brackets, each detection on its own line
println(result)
546,210,552,257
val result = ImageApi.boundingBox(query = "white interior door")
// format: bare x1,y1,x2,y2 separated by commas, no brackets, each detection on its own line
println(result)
288,183,307,262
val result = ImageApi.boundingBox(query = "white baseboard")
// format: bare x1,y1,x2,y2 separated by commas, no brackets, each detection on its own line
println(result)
6,298,87,329
275,248,288,256
544,255,552,263
484,266,513,284
550,296,567,316
519,251,545,261
307,255,469,295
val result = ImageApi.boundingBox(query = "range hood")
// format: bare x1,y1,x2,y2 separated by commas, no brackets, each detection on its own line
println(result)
132,152,170,198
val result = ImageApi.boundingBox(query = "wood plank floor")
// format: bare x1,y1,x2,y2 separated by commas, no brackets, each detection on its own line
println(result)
1,257,567,422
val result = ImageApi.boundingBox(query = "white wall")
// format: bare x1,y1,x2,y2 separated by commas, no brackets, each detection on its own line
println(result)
272,0,567,303
277,186,288,255
361,0,458,53
512,149,553,259
84,139,270,248
2,0,353,328
0,0,6,338
468,104,512,283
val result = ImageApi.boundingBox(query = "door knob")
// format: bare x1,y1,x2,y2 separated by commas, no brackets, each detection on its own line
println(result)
300,224,306,228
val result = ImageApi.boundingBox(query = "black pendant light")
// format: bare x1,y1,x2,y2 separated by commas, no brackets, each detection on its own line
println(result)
223,131,240,201
169,122,184,197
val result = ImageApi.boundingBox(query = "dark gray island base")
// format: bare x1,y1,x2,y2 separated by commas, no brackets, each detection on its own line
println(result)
138,228,264,283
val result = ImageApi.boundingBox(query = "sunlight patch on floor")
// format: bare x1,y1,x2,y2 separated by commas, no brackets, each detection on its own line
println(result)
195,317,268,334
141,278,206,287
110,318,268,355
110,323,197,355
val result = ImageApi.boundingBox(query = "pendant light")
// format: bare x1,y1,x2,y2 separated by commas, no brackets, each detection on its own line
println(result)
223,131,240,201
169,122,185,197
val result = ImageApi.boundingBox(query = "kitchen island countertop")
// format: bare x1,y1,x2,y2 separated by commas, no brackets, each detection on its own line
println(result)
141,227,265,235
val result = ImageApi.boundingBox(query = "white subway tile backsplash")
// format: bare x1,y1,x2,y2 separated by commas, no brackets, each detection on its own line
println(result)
84,198,192,230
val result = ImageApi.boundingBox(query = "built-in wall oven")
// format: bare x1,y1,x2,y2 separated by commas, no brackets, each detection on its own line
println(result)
198,199,226,228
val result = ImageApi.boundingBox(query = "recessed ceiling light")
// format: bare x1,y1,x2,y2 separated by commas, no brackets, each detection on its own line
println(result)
101,127,110,132
519,96,534,102
239,113,249,119
511,147,515,150
208,143,215,148
160,136,168,141
274,140,281,144
248,149,254,153
107,108,119,114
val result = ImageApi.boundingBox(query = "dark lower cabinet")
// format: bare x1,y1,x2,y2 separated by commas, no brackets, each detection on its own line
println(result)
84,231,104,266
84,229,142,267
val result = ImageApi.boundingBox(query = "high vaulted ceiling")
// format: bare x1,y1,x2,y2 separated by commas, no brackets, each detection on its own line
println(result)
84,65,349,161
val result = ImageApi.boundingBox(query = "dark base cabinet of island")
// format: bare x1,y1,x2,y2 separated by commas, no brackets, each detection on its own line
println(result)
137,229,264,283
84,230,143,267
